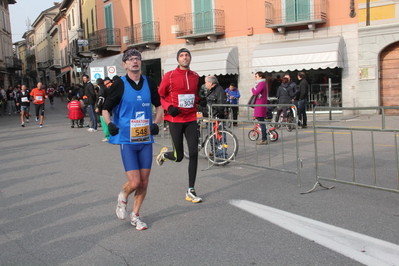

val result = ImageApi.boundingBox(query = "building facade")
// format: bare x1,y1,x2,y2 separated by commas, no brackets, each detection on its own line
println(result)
357,0,399,114
31,3,60,86
0,0,18,89
11,0,399,115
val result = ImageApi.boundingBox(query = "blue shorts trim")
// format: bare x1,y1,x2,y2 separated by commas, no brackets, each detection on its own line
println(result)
120,143,153,171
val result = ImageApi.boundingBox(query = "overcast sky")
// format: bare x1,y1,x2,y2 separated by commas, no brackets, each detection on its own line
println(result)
9,0,59,43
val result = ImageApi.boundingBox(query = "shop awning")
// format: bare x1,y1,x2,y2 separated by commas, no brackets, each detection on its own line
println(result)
252,36,344,73
163,46,239,76
56,71,69,78
89,54,125,78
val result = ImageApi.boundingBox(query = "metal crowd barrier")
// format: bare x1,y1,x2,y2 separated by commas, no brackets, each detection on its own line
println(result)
154,103,303,187
302,106,399,194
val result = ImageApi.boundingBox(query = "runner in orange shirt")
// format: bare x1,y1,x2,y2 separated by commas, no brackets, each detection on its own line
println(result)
30,82,48,128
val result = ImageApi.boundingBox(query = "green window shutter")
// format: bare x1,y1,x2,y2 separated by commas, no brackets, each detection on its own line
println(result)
104,5,113,45
193,0,213,34
140,0,154,41
285,0,296,23
296,0,310,21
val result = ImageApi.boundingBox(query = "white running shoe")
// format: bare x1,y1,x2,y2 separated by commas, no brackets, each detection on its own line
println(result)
156,147,168,166
185,188,202,203
130,213,147,230
116,192,127,220
87,128,97,132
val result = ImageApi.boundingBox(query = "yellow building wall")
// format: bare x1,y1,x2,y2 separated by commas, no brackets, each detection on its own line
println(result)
358,4,396,22
82,0,97,38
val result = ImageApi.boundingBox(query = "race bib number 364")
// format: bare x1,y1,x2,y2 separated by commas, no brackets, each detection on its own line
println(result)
178,94,195,108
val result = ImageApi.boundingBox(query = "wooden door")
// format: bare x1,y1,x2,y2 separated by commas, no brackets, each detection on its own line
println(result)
380,42,399,115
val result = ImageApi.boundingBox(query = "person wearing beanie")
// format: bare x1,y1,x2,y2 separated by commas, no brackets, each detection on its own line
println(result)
156,48,206,203
102,48,163,230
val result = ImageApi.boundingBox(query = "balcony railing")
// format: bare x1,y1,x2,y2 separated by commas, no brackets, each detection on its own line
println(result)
88,28,121,51
125,21,160,48
37,61,50,70
265,0,326,30
49,58,62,70
174,9,225,39
5,56,22,70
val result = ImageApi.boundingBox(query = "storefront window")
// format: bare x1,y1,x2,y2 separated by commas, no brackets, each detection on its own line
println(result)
267,68,342,110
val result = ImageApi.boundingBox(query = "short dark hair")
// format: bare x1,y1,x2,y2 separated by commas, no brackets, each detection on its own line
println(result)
122,48,142,62
255,71,266,79
229,83,236,87
82,74,90,79
298,72,306,79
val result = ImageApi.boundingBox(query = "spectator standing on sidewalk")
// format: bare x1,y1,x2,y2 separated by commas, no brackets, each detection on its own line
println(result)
252,72,268,145
6,86,16,115
225,83,240,126
296,71,309,128
102,48,163,230
82,75,97,132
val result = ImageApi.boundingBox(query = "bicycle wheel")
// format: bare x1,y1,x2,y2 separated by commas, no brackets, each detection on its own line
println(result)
204,130,239,166
268,130,278,142
248,129,259,141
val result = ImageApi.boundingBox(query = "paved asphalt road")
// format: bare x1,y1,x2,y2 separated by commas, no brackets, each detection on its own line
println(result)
1,97,399,266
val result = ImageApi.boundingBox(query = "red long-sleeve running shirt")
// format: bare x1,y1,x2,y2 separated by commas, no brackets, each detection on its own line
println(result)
158,67,199,123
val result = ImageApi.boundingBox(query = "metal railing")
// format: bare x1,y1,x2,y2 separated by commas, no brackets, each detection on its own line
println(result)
154,103,302,187
88,28,121,50
265,0,326,26
174,9,225,37
4,56,22,70
302,106,399,194
49,58,62,69
124,21,160,45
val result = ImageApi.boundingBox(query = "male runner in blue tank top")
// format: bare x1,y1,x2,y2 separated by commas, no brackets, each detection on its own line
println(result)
102,48,163,230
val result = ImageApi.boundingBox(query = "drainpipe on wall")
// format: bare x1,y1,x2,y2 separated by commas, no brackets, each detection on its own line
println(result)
366,0,370,26
129,0,134,42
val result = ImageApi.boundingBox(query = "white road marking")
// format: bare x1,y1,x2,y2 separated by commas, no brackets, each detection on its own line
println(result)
230,200,399,266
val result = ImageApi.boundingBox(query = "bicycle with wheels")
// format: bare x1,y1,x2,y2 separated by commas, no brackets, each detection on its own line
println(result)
184,112,239,166
248,118,279,142
271,104,300,132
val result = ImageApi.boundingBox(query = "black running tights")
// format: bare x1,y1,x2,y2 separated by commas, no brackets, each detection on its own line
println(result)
165,121,198,188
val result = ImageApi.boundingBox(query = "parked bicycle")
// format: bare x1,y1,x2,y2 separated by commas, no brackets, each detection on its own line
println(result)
248,118,279,142
184,112,239,166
